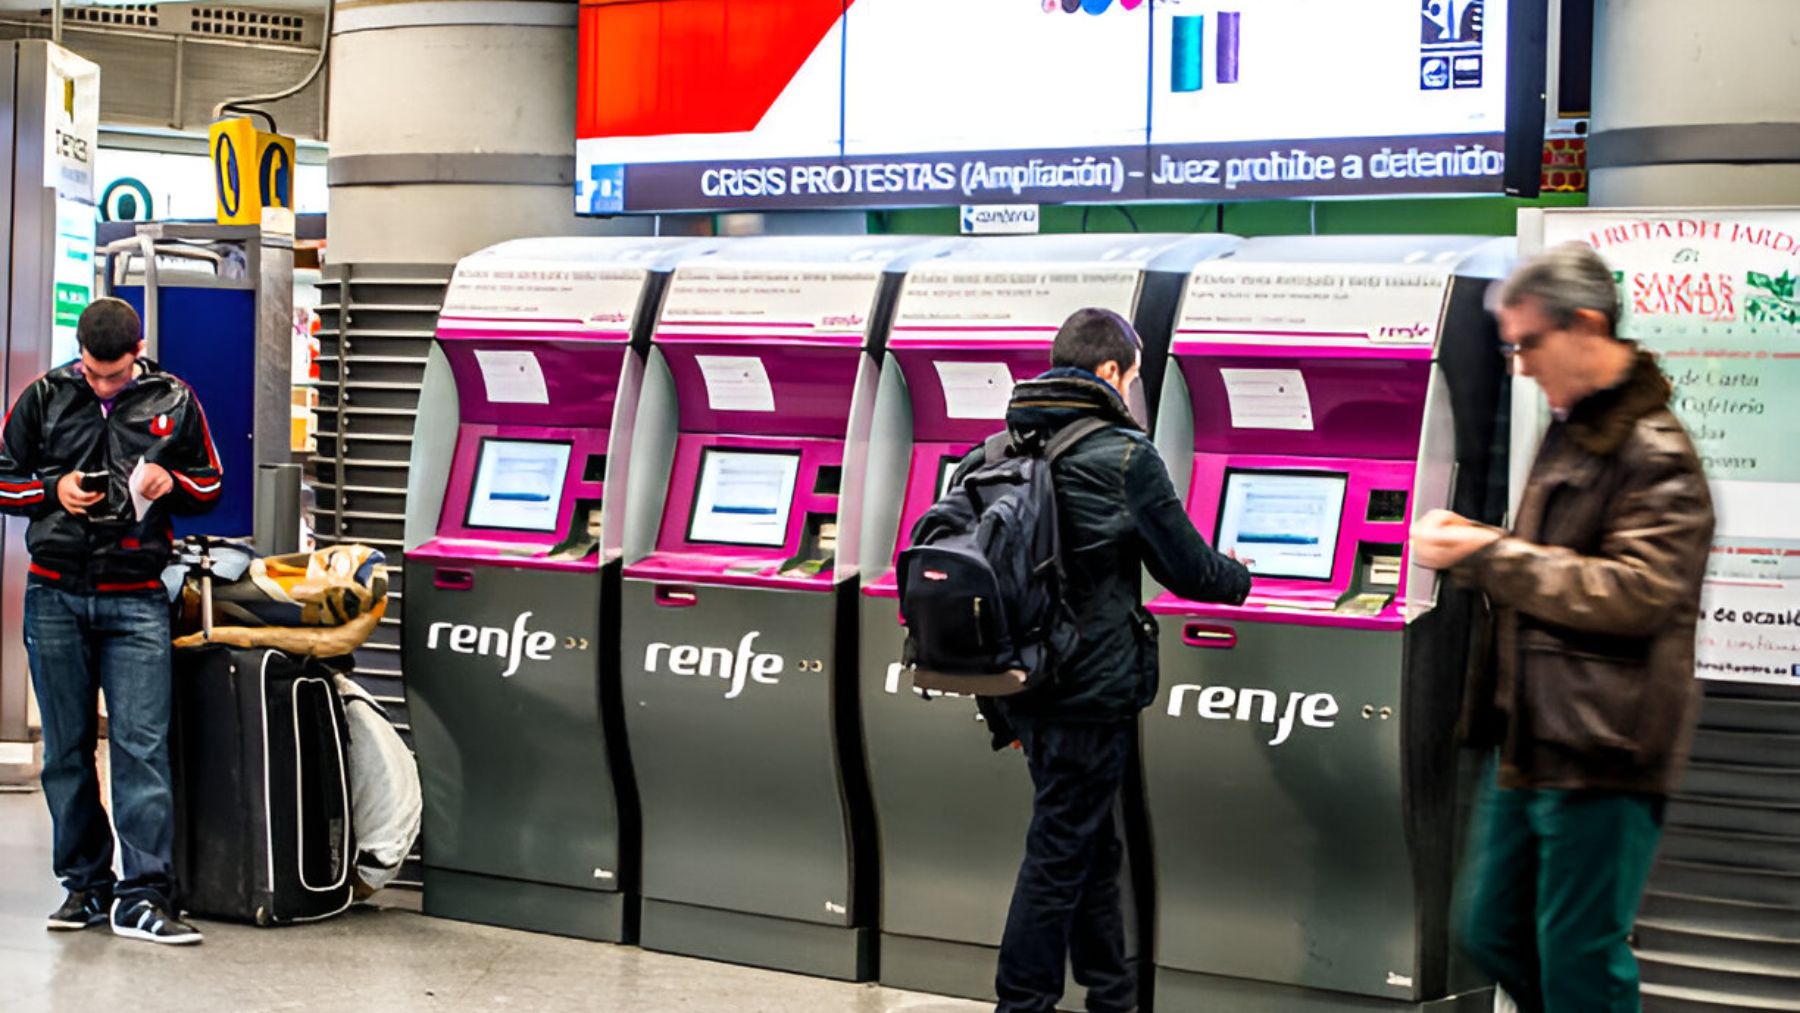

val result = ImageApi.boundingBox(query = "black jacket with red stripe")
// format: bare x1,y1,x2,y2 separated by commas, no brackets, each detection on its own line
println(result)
0,359,222,594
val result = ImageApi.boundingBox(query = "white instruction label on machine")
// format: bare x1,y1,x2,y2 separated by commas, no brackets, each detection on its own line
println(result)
1220,368,1314,431
934,360,1016,419
473,349,549,405
696,354,776,413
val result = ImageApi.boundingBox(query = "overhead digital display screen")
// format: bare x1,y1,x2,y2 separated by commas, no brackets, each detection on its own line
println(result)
1215,470,1348,581
688,448,802,547
576,0,1515,212
466,439,572,532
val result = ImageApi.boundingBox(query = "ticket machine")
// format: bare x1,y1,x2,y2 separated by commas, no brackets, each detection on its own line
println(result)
1142,236,1512,1011
618,236,949,980
855,233,1240,1002
402,237,713,942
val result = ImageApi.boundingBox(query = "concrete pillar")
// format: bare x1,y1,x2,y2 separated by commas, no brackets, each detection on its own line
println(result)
325,0,651,262
1588,0,1800,206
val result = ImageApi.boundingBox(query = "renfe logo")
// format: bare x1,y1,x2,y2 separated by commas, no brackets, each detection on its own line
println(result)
1377,321,1433,339
646,631,782,699
1166,684,1339,746
426,612,555,678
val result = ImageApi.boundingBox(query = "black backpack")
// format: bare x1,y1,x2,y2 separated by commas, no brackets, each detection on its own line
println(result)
896,417,1110,697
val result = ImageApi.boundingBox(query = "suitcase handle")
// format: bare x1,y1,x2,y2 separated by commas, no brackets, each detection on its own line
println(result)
654,584,698,607
1182,622,1237,649
434,568,475,591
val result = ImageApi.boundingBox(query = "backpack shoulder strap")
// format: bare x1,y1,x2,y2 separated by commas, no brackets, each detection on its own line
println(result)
1042,417,1112,464
982,430,1014,462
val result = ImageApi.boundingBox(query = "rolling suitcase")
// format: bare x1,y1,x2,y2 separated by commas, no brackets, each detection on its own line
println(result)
171,645,356,925
168,539,356,925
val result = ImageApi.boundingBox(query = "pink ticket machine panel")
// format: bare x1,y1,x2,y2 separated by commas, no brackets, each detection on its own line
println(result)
851,233,1241,1000
617,236,950,981
401,237,714,944
1141,236,1513,1010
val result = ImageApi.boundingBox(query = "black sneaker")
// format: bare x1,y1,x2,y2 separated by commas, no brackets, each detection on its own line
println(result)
46,890,111,931
110,899,203,945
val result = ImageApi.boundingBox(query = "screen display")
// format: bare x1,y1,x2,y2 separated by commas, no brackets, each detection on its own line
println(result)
1215,470,1348,581
465,439,572,532
576,0,1510,212
688,449,802,547
936,454,964,500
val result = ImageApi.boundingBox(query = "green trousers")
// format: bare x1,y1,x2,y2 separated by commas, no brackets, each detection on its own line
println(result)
1454,760,1666,1013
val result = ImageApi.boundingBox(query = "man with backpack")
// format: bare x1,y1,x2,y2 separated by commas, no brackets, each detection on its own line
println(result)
907,308,1251,1013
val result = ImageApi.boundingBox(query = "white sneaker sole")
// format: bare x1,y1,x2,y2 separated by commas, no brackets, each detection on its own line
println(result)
108,900,203,945
46,916,106,931
109,922,203,945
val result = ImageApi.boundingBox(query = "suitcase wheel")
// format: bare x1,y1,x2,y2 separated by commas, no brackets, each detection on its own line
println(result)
255,906,271,927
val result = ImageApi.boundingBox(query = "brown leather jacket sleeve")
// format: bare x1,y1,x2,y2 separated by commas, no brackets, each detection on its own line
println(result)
1453,449,1713,637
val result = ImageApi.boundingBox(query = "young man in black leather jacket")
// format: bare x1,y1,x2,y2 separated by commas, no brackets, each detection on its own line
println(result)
0,298,222,945
953,308,1251,1012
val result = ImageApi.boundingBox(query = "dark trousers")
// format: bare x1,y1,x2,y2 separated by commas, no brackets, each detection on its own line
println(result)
1455,760,1665,1013
25,584,176,907
995,716,1135,1013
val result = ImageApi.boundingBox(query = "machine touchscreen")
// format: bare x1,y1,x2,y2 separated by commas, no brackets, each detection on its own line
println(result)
465,438,572,532
937,454,962,499
687,448,801,547
1214,470,1348,581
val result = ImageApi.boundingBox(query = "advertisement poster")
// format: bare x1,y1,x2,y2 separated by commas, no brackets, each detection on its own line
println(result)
1542,211,1800,685
50,198,94,366
45,46,100,365
45,46,99,202
576,0,1508,212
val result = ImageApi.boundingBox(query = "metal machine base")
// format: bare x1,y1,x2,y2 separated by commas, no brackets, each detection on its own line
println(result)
422,866,633,944
881,934,999,1003
641,899,874,982
1154,967,1493,1012
881,934,1092,1011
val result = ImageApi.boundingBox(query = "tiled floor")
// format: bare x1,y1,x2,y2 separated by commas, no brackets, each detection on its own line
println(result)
0,792,986,1013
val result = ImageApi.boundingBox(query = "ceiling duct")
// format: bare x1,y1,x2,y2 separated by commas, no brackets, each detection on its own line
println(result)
1,3,328,139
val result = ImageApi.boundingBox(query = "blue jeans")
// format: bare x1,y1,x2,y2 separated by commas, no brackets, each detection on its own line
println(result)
25,584,175,907
995,716,1135,1013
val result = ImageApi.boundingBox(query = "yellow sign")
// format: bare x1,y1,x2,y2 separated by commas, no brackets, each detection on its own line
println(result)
209,117,296,225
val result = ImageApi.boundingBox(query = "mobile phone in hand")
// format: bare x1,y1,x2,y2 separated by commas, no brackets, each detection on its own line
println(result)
78,470,108,494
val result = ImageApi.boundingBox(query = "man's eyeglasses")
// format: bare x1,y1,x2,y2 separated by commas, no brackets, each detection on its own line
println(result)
1499,330,1549,359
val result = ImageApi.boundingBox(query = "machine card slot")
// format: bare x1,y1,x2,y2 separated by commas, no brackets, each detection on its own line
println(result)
654,584,698,607
1182,623,1237,649
433,568,474,591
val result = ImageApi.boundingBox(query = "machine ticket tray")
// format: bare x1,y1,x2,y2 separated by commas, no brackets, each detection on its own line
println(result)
624,552,839,592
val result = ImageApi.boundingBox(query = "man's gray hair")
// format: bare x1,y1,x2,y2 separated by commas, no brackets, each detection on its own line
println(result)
1496,242,1622,334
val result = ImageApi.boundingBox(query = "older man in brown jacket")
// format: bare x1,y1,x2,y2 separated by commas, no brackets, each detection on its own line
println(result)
1410,243,1714,1013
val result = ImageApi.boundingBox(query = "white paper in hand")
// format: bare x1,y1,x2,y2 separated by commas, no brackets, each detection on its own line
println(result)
128,458,153,521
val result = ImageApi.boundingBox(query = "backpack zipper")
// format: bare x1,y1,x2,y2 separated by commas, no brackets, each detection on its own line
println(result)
973,596,985,645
